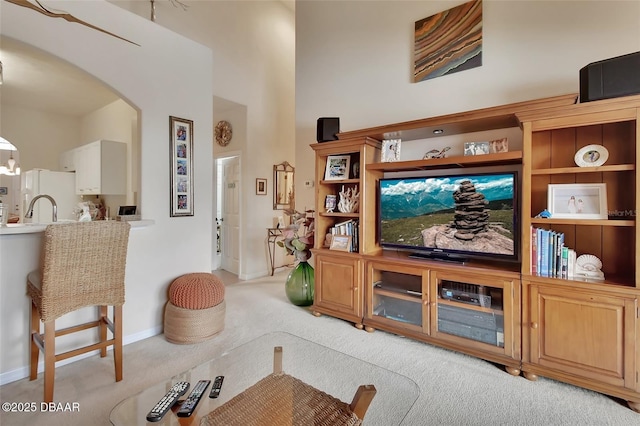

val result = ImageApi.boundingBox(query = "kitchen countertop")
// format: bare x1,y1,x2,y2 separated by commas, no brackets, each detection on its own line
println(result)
0,220,155,235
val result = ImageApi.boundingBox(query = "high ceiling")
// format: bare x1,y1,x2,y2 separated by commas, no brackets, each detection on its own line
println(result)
0,36,120,117
0,1,295,117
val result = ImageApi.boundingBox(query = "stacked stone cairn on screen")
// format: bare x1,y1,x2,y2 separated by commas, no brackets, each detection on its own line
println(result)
451,180,489,241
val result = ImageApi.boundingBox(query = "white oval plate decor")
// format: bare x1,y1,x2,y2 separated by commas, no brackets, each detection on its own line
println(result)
574,144,609,167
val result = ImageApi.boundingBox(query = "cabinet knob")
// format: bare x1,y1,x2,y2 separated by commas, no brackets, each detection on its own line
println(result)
423,300,429,306
531,322,538,329
352,287,358,292
431,301,436,307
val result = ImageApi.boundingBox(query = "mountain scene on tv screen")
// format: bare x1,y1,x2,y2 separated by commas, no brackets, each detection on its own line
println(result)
380,175,515,255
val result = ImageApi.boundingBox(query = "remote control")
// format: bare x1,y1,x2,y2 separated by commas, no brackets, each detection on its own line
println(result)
145,381,190,422
176,379,211,417
209,375,224,398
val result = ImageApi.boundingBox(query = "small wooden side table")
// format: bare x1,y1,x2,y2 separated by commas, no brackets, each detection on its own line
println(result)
267,227,285,275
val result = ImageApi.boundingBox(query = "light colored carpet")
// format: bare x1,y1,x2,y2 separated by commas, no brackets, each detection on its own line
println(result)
0,270,637,426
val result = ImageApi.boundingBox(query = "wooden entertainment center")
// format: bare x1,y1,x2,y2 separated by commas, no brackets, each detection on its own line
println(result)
310,93,640,411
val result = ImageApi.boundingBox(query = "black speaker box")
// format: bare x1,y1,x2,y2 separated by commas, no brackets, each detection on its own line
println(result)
317,117,340,142
579,51,640,103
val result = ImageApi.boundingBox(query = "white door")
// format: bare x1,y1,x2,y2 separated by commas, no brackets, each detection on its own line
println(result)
221,156,240,274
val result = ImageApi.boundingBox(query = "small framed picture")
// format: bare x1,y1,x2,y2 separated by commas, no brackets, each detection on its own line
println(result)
489,137,509,153
325,194,337,213
256,178,267,195
464,141,490,156
324,155,351,180
547,183,608,219
329,234,352,252
381,139,401,162
118,205,137,216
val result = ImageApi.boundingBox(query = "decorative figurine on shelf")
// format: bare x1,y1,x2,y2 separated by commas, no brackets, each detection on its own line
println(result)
574,254,605,280
423,146,451,159
535,209,552,218
338,185,359,213
325,195,337,213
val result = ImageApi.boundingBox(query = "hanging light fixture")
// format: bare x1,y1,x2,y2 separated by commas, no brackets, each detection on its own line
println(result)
7,151,19,175
0,137,19,175
7,152,16,172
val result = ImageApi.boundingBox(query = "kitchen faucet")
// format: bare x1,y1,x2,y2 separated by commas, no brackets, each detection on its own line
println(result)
25,194,58,222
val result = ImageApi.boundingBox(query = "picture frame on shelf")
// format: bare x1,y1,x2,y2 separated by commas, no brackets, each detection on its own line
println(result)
329,234,352,252
381,139,401,162
574,144,609,167
464,141,490,156
324,155,351,180
169,115,194,217
547,183,608,219
256,178,267,195
489,137,509,153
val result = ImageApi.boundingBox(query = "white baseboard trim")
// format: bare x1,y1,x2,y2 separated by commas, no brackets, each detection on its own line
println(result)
240,270,270,280
0,325,163,385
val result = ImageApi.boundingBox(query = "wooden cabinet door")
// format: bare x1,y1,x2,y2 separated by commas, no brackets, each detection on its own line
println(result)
527,284,637,389
314,253,362,319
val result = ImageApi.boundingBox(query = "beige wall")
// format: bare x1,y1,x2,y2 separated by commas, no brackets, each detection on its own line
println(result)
295,0,640,210
1,104,81,172
111,0,296,279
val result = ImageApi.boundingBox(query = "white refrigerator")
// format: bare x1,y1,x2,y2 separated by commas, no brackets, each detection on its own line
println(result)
22,169,82,223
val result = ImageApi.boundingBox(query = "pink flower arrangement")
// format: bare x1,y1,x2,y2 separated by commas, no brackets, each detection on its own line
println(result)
278,209,315,262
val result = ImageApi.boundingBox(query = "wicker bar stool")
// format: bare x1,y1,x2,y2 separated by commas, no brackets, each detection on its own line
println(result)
164,273,225,344
27,221,131,402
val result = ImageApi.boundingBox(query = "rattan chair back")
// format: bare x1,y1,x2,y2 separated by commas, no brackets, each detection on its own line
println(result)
29,221,130,322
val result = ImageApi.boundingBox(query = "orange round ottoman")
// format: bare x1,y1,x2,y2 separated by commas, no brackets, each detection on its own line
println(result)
164,273,226,344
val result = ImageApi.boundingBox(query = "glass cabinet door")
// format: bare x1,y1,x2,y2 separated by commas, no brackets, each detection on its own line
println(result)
431,271,516,355
367,262,429,333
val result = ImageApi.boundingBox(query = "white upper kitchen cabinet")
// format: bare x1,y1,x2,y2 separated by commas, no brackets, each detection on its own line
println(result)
59,148,76,172
75,140,126,195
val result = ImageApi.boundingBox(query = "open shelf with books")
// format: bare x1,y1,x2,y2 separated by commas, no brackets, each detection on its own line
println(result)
518,97,638,288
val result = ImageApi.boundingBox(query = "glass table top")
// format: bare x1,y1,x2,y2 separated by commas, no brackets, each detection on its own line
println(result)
110,331,418,425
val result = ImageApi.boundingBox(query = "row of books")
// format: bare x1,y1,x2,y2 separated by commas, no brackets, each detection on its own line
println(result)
531,226,576,279
329,219,359,252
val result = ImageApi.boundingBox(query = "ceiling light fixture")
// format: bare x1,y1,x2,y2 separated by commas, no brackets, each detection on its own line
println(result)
433,129,444,135
7,152,16,171
0,137,20,176
150,0,189,22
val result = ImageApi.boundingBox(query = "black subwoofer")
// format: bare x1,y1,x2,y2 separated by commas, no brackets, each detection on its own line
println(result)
579,51,640,102
316,117,340,142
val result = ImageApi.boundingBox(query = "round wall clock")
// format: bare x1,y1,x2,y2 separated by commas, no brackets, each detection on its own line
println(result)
215,120,233,146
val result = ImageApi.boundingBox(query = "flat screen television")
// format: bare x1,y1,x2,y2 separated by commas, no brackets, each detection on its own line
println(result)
378,170,519,263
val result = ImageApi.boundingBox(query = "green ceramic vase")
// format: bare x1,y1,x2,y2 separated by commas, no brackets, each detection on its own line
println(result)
285,261,315,306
